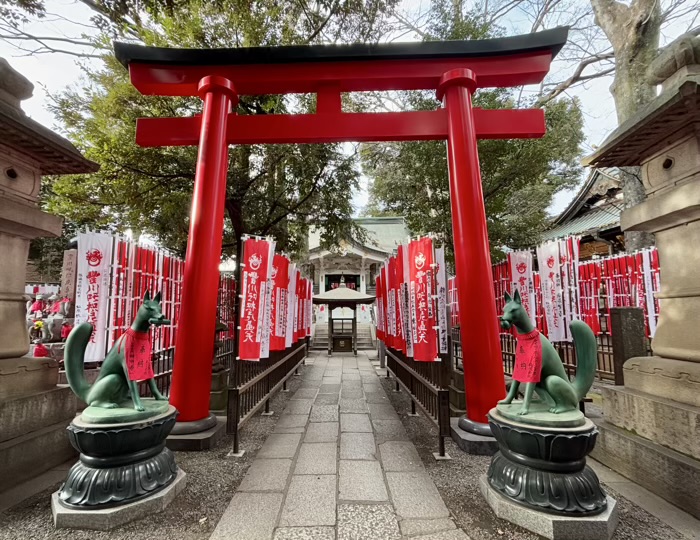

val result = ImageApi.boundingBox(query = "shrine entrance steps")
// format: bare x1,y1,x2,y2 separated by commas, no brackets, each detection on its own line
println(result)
209,350,469,540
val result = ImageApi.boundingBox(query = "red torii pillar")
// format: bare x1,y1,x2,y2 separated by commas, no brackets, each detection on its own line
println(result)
115,27,567,435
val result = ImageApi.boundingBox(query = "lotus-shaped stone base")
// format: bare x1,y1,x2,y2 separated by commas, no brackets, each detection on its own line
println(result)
487,407,607,516
58,405,178,509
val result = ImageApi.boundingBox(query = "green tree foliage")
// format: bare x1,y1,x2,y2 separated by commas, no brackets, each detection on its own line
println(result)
35,0,398,261
362,3,584,262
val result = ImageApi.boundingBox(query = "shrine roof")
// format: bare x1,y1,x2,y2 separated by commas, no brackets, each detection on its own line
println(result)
115,27,568,68
583,79,700,167
313,285,375,307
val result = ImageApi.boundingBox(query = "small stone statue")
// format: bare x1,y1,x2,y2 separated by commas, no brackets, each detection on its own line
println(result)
498,290,597,416
64,291,170,420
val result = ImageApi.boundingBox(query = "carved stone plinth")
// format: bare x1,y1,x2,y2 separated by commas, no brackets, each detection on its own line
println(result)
486,408,608,516
58,405,179,509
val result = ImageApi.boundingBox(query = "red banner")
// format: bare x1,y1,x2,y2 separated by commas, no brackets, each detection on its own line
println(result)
270,254,290,351
409,238,438,362
376,273,385,341
238,238,273,361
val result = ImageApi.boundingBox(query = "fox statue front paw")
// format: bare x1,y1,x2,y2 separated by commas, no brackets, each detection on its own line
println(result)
497,398,512,405
518,407,530,416
134,402,145,412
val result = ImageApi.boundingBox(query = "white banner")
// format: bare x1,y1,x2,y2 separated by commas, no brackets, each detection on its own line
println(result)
559,237,580,341
435,247,448,355
286,264,297,348
400,245,414,357
260,240,276,358
642,249,658,338
536,241,566,342
75,232,114,362
508,250,535,326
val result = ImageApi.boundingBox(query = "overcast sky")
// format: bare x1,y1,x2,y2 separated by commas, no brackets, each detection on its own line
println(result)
0,0,688,218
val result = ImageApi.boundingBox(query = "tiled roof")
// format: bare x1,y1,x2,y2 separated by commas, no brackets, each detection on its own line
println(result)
540,204,621,242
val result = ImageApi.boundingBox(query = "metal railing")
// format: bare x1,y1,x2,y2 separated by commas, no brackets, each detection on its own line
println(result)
385,347,451,457
226,340,307,453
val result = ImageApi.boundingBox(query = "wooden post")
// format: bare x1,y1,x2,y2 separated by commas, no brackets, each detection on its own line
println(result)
610,307,648,385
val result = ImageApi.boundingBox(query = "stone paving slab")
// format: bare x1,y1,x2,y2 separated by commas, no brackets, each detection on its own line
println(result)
369,403,399,420
257,433,302,459
386,472,450,520
280,475,337,527
340,432,377,460
340,387,364,398
238,459,292,492
399,518,457,537
284,399,313,415
276,414,309,429
295,442,337,475
342,373,361,380
379,441,424,472
411,530,471,540
339,398,369,413
337,503,401,540
274,527,335,540
341,380,362,389
314,394,339,405
319,383,341,394
365,392,390,404
310,404,339,422
371,419,408,442
291,388,318,400
304,421,339,443
210,492,283,540
340,413,373,433
339,460,388,502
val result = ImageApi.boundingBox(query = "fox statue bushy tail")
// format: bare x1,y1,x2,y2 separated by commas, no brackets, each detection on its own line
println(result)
499,289,597,415
64,323,95,402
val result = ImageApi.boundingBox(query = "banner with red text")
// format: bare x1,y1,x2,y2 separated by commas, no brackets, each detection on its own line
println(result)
409,237,438,361
238,238,274,361
286,264,297,348
399,244,414,357
508,250,535,325
270,254,290,351
75,232,114,362
435,246,448,355
536,241,566,342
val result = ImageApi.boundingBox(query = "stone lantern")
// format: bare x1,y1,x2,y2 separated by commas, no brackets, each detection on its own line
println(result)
0,58,98,492
583,34,700,518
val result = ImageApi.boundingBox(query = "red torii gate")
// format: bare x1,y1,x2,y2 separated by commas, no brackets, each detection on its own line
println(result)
115,27,568,432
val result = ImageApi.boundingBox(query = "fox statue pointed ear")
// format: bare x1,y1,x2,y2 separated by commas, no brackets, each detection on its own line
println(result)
514,289,522,304
143,291,151,302
504,291,512,303
154,292,162,303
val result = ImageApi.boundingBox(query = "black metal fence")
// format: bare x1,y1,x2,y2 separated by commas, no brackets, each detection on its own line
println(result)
385,346,451,457
226,340,307,453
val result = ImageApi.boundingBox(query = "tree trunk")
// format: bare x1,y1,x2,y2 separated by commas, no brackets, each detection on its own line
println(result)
591,0,661,251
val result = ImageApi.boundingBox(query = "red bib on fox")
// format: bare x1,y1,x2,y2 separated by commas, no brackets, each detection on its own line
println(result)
119,329,154,381
513,329,542,383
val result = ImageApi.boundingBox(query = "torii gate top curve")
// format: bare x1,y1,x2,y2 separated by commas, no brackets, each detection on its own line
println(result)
115,27,568,429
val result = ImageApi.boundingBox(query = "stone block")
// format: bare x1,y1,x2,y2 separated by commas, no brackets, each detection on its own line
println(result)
0,419,75,492
379,441,424,472
340,398,369,413
591,419,700,519
337,503,401,540
284,399,313,415
315,393,339,405
623,356,700,408
319,383,341,394
310,404,339,422
280,475,336,527
292,388,318,400
238,459,292,492
339,460,388,502
166,417,226,451
372,419,409,444
365,391,390,404
449,418,498,456
276,414,309,430
368,403,398,420
602,385,700,460
0,357,59,400
210,491,283,540
386,472,449,520
411,531,470,540
340,413,372,433
340,432,377,460
256,433,302,459
480,476,618,540
304,422,338,443
340,387,364,398
274,527,335,540
0,386,76,443
295,442,337,475
52,469,186,531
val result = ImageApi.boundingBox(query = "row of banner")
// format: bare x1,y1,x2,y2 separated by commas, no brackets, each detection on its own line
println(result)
237,237,312,361
375,237,449,362
449,236,661,341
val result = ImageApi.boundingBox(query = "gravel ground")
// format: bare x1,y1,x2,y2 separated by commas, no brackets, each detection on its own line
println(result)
0,374,303,540
380,374,686,540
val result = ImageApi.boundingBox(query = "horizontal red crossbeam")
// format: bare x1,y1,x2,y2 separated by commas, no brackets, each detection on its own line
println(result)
128,51,553,96
135,108,545,146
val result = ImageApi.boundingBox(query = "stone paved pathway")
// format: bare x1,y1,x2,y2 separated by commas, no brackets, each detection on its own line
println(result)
210,351,470,540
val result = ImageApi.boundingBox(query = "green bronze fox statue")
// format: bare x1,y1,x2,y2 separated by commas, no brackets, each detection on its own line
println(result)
65,292,170,412
498,289,597,415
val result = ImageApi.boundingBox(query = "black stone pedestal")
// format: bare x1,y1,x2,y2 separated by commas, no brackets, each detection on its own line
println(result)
58,406,179,509
487,408,607,516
